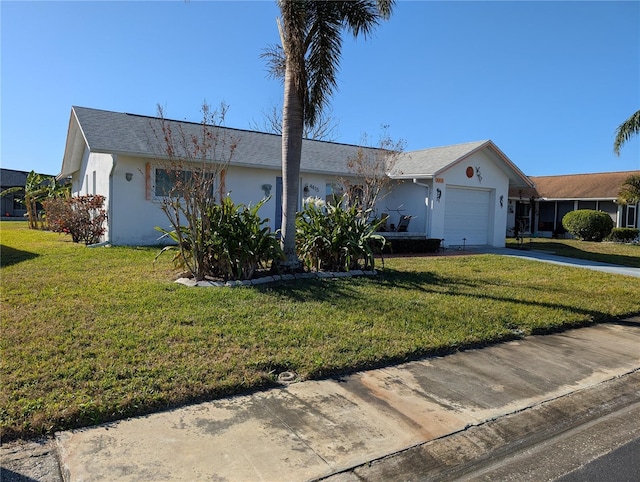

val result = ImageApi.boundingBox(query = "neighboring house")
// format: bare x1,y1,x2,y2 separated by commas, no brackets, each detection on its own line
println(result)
58,106,534,247
0,168,55,219
508,171,640,237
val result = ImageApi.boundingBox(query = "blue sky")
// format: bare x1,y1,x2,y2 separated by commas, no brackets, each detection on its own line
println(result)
2,1,639,177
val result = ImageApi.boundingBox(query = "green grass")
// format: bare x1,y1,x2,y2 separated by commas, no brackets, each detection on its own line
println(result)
2,222,639,441
505,237,640,268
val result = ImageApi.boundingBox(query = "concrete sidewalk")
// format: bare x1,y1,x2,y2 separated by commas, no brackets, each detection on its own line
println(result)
48,318,640,481
477,246,640,278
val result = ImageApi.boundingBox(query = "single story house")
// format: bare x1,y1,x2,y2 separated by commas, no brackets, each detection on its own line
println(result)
58,106,534,247
0,168,56,219
508,171,640,237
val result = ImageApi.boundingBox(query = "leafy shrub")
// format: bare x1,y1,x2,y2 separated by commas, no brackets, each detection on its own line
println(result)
296,197,384,272
156,196,283,281
562,210,614,242
609,228,639,243
43,195,107,245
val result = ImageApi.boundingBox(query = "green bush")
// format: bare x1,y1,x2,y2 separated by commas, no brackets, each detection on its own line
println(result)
562,210,614,242
156,196,283,281
609,227,639,243
296,198,384,272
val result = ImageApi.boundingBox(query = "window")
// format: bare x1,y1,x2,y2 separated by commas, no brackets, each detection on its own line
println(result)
148,163,220,201
577,201,597,210
538,202,555,232
325,182,344,205
348,185,364,208
154,168,206,198
515,202,531,233
626,205,637,228
12,192,24,211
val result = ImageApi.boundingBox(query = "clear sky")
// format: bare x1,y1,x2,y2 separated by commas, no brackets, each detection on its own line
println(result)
2,1,639,177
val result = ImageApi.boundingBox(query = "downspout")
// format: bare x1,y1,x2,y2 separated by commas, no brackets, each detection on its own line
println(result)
413,179,430,237
105,154,117,245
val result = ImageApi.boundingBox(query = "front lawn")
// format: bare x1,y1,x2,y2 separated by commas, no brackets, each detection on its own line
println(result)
2,222,639,441
505,237,640,268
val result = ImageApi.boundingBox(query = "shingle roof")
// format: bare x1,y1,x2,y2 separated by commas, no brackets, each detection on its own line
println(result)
0,168,56,187
390,139,532,187
62,107,531,188
390,140,489,177
509,171,640,200
69,106,368,176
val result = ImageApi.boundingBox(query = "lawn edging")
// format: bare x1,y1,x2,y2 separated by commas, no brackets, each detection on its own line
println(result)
176,269,378,287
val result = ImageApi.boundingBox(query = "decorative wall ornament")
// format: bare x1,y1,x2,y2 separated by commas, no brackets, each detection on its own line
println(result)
465,166,474,178
261,183,272,197
500,195,504,208
475,166,482,183
436,188,442,202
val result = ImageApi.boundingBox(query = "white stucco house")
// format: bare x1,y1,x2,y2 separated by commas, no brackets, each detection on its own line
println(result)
58,106,533,247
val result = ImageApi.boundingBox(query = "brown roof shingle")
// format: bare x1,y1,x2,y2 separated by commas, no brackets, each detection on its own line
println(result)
509,171,640,200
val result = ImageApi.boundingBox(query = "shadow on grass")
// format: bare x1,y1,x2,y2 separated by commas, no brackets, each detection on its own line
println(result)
0,467,40,482
0,244,39,267
507,241,640,268
379,268,640,333
266,268,638,336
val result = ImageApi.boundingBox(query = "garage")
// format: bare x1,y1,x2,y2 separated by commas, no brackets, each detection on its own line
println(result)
444,187,491,246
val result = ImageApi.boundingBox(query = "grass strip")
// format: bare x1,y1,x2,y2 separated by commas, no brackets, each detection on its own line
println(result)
505,237,640,268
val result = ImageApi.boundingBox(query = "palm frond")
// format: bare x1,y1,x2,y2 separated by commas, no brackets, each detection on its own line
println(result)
613,109,640,156
617,174,640,205
260,44,285,81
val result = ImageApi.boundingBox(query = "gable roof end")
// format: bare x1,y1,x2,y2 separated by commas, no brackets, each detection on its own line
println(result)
390,140,533,188
58,108,89,179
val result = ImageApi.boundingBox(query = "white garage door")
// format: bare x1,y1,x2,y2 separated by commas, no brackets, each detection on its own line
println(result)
444,187,491,246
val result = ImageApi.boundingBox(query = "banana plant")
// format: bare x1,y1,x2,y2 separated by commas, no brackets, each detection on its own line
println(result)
0,171,69,229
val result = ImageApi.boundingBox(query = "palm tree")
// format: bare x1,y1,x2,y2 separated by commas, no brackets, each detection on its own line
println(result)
618,173,640,205
272,0,394,269
613,109,640,156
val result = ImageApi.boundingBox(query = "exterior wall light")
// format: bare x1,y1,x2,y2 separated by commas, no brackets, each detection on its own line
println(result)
125,173,133,182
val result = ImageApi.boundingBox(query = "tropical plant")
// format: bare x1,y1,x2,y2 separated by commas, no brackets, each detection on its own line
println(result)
0,171,68,229
617,173,640,205
43,194,107,245
613,109,640,156
264,0,394,270
296,196,384,272
562,210,614,242
156,196,283,281
151,103,238,281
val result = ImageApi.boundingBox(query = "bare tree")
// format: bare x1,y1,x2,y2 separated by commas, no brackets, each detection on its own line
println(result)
249,103,340,141
342,126,405,217
151,102,238,280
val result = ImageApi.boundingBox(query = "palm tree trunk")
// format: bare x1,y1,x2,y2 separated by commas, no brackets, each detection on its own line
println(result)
280,61,304,270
